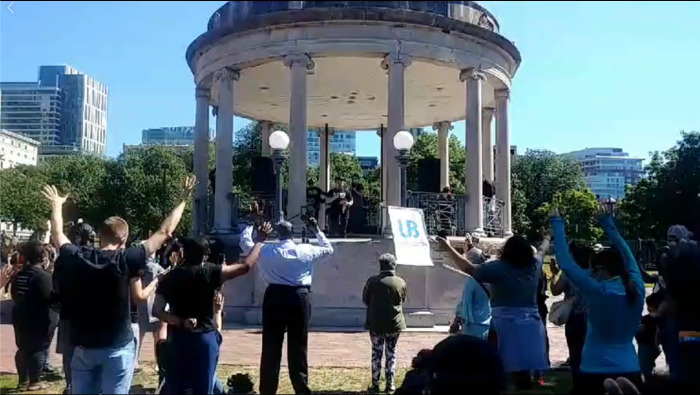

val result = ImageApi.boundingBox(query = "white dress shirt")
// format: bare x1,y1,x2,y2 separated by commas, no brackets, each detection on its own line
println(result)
239,225,334,286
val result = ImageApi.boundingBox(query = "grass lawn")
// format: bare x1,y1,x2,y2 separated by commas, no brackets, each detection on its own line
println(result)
0,363,573,394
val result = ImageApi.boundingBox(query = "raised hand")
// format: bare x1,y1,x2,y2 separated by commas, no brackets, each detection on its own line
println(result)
214,292,225,313
180,176,198,200
464,234,473,246
41,185,68,207
255,222,273,242
549,205,561,218
306,217,320,234
434,236,451,250
183,318,197,331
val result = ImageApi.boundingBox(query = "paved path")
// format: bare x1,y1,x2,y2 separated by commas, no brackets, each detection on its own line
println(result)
0,324,572,374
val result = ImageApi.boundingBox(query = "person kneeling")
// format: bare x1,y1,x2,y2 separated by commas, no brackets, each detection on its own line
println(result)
153,227,269,394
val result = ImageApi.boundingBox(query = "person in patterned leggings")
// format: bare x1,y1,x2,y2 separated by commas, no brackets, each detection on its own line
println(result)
362,253,407,393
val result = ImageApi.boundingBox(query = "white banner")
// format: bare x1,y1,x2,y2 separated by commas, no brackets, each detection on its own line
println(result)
387,206,434,267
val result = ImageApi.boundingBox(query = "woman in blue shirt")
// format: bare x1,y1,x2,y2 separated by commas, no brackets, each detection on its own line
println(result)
550,206,644,394
436,234,550,390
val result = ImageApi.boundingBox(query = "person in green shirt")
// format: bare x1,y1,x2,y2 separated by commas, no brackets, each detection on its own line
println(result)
362,253,407,393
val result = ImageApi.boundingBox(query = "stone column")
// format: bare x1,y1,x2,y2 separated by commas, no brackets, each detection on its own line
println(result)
213,67,239,233
284,53,314,229
482,107,496,182
318,128,333,231
433,121,452,190
381,53,412,210
495,89,512,236
192,86,210,235
460,68,485,235
260,120,273,157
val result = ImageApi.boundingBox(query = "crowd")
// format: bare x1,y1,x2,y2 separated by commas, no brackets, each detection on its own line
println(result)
0,174,698,395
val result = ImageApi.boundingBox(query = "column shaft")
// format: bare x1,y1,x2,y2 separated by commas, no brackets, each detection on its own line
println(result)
482,108,495,182
284,54,314,229
213,68,239,232
318,128,331,231
260,121,273,157
433,121,452,190
382,54,411,209
461,68,485,235
495,89,512,236
193,86,210,235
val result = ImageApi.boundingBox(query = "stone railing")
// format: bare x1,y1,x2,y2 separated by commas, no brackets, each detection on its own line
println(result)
207,1,499,33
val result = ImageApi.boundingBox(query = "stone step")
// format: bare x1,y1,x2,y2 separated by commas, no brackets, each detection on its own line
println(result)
405,311,435,328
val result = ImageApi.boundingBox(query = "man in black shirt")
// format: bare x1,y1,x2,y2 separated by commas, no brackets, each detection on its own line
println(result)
153,224,270,394
11,240,58,391
43,176,197,395
326,178,353,238
306,180,326,222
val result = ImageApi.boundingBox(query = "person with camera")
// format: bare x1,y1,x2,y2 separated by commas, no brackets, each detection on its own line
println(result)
153,222,271,395
240,217,334,394
326,178,353,238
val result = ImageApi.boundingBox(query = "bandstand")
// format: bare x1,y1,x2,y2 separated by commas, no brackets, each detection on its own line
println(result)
186,1,521,327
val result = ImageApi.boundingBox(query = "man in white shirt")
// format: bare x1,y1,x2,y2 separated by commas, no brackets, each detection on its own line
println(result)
240,218,334,395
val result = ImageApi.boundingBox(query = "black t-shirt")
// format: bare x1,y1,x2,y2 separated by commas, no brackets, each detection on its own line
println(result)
157,262,223,332
327,188,353,215
55,244,146,349
11,264,58,336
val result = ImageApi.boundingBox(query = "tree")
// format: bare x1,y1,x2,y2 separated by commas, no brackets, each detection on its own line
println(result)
535,189,603,241
618,131,700,239
43,155,111,226
329,152,363,184
510,149,587,239
0,165,49,231
108,146,192,239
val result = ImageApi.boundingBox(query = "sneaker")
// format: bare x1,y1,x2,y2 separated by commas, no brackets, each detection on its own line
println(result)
368,384,380,393
16,381,28,391
27,382,49,391
385,384,396,393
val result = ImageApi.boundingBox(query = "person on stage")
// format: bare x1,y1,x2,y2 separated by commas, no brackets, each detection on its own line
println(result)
240,218,334,394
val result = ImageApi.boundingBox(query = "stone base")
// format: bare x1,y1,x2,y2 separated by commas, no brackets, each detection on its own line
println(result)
218,236,476,328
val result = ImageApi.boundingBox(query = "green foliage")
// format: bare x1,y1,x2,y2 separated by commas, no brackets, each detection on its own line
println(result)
536,189,603,241
618,131,700,239
0,165,49,230
510,150,588,239
406,133,466,194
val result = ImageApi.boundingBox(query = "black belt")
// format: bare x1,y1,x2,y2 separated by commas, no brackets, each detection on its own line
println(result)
268,283,310,290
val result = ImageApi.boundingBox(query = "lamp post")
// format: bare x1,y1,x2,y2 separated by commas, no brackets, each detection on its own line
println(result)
393,130,414,207
269,130,290,222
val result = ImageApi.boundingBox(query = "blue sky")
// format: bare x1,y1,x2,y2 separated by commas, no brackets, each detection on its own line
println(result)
2,1,700,162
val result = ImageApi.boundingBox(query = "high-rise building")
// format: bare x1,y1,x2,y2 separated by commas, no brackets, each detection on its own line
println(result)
306,130,356,166
0,129,40,169
0,65,108,159
408,127,426,139
565,147,644,200
142,126,205,146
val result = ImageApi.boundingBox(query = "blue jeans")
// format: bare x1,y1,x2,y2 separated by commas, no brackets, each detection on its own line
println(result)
71,340,136,394
166,330,221,394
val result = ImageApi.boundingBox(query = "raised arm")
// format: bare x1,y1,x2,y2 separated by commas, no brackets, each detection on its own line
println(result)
434,237,477,276
536,234,551,261
306,218,334,260
41,185,70,249
550,211,600,294
221,222,271,281
143,176,197,256
599,214,641,282
239,224,255,257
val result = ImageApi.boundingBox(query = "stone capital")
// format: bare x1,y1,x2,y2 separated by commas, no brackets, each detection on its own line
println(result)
214,67,240,83
380,53,412,70
482,107,496,119
283,53,315,70
195,86,210,99
459,67,486,82
315,128,335,138
495,89,510,100
432,121,453,134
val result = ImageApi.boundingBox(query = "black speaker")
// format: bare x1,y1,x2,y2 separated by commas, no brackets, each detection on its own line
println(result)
251,156,275,194
417,158,441,193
